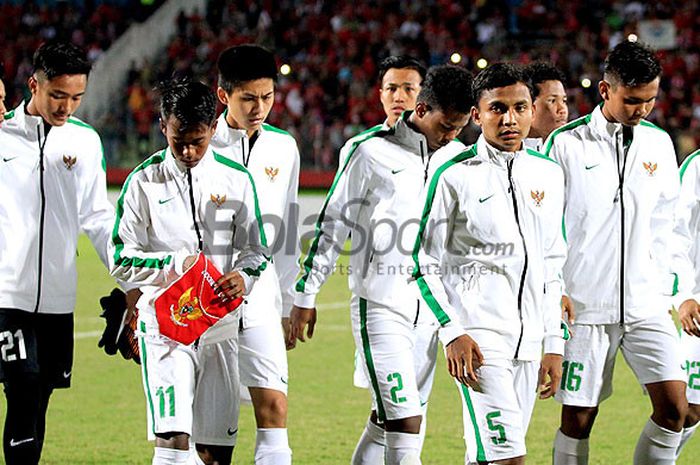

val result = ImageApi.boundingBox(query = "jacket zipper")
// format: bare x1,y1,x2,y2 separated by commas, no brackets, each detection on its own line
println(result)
507,157,527,358
186,169,203,251
419,140,429,183
34,124,50,313
615,130,630,327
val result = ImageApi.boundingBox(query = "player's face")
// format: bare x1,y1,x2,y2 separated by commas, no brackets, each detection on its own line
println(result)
161,115,216,169
379,68,422,125
218,78,274,135
0,79,7,120
599,77,659,126
532,80,568,138
472,82,534,153
415,102,470,151
27,73,87,127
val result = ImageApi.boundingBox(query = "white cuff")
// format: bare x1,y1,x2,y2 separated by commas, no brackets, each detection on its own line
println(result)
544,335,566,356
293,292,317,309
438,324,467,347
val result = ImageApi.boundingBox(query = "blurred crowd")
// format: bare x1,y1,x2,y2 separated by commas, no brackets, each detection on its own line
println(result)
3,0,700,169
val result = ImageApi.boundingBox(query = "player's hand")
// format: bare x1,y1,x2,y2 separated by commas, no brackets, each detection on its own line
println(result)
125,289,142,324
679,299,700,337
561,295,575,325
282,317,296,350
183,254,198,271
538,353,563,399
445,334,483,387
289,305,317,345
214,271,246,301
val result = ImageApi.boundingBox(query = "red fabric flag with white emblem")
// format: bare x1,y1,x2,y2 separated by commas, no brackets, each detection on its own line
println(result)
154,253,243,345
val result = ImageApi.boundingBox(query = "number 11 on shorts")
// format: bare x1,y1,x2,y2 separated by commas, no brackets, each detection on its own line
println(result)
155,385,175,418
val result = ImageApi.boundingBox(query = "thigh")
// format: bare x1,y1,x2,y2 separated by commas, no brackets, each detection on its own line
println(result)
0,309,39,384
139,335,196,440
513,360,539,435
622,315,686,386
193,338,240,447
413,322,439,405
353,298,421,422
681,332,700,404
457,361,526,463
555,324,619,407
35,313,73,389
238,321,288,394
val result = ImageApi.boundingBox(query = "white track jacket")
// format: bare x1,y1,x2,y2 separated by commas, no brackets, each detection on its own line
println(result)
294,113,467,344
414,136,567,361
544,106,680,324
0,103,114,314
210,114,300,327
671,150,700,301
110,147,268,344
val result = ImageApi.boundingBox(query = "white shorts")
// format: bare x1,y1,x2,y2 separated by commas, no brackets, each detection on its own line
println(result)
457,359,537,463
555,315,685,407
351,296,422,422
238,319,288,396
139,325,240,446
681,332,700,405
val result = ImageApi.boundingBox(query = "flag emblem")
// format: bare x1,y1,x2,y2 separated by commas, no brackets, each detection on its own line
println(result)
170,287,204,326
265,166,279,182
63,155,77,170
531,190,545,207
210,194,227,208
643,161,657,177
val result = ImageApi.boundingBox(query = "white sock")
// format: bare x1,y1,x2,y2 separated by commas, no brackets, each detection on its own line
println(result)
633,419,681,465
352,419,386,465
553,429,589,465
255,428,292,465
152,446,190,465
384,431,421,465
676,421,700,459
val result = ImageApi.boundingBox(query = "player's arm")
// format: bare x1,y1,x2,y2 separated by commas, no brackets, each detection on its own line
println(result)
290,145,372,344
413,169,481,386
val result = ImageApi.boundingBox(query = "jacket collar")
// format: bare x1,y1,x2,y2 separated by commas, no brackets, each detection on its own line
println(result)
214,110,264,145
588,104,636,142
9,101,52,140
476,134,522,168
389,111,431,156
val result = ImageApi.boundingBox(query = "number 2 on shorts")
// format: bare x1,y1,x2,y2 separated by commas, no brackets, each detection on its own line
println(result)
387,372,406,403
155,385,175,418
486,411,507,445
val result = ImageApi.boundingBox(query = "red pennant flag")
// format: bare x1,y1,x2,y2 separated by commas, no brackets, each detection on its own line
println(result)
154,253,243,345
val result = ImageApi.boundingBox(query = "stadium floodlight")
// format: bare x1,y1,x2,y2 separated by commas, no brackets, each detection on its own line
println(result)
581,77,592,88
476,58,488,69
280,64,292,76
627,33,638,42
450,52,462,64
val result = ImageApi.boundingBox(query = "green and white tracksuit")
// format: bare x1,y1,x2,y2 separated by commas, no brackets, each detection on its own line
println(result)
295,113,467,422
210,114,300,394
545,105,685,408
110,146,268,444
413,135,567,462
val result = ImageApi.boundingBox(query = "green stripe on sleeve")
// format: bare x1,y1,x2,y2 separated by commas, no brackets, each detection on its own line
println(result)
680,150,700,182
411,146,477,325
542,113,591,157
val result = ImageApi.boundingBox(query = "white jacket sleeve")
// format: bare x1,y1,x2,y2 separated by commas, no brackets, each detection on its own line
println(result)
670,154,700,304
231,172,270,295
543,168,568,355
413,170,467,346
275,144,301,316
294,144,371,308
110,173,187,286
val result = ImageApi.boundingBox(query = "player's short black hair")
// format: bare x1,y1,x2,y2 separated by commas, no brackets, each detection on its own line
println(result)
377,56,426,85
32,41,91,80
159,79,217,128
416,65,473,114
604,40,661,87
472,63,533,103
217,44,277,94
523,62,566,99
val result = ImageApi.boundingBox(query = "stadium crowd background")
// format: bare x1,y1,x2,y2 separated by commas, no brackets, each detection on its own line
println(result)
2,0,700,170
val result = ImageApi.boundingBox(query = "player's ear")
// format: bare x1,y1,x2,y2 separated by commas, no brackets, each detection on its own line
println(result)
599,80,610,101
415,101,428,118
159,117,167,137
216,87,229,106
28,75,38,95
470,105,481,127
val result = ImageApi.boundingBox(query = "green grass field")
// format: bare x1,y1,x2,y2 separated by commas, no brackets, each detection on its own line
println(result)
1,235,698,464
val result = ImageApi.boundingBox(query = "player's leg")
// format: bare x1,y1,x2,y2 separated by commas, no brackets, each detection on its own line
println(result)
456,360,526,465
621,315,687,465
413,319,440,451
192,337,240,465
676,332,700,458
512,360,539,436
138,327,196,465
238,320,291,465
352,297,423,465
553,323,619,465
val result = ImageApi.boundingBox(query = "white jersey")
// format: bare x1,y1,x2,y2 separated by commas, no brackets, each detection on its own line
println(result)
414,136,567,360
0,103,114,314
210,114,300,326
294,112,467,343
110,147,268,345
672,150,700,301
544,106,681,324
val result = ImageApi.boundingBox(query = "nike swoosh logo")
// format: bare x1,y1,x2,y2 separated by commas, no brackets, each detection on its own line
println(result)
280,377,288,385
585,164,600,170
2,156,18,162
10,438,34,447
479,194,494,203
158,197,174,205
63,371,71,378
391,168,404,174
227,427,238,436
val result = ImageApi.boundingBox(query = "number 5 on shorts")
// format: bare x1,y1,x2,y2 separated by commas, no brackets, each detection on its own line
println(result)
486,411,506,445
155,385,175,418
387,372,406,403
